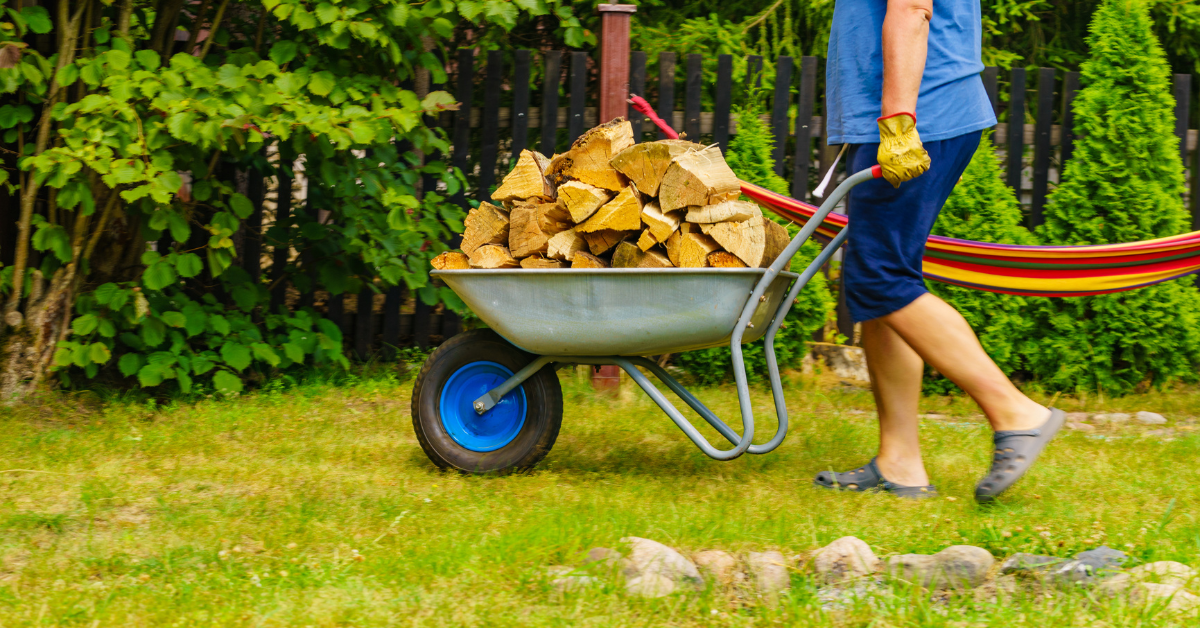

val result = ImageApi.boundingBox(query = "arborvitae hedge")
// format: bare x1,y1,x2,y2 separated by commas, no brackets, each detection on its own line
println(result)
674,103,835,385
924,132,1037,393
1030,0,1200,393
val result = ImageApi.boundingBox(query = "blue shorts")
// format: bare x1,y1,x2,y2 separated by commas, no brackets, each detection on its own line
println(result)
843,130,982,323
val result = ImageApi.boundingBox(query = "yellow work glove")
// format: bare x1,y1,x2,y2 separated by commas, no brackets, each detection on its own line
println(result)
876,112,931,188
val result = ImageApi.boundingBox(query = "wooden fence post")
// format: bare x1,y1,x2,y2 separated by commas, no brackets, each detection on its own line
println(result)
598,4,636,124
569,51,588,144
713,55,733,152
477,50,503,200
771,56,793,177
656,53,676,140
1007,67,1027,196
628,51,647,138
1030,68,1055,227
1061,71,1081,167
540,51,563,155
1173,74,1191,168
684,53,702,140
792,56,817,201
510,50,531,158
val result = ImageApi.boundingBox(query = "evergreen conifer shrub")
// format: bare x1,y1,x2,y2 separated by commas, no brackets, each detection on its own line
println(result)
1030,0,1200,393
675,104,836,385
924,132,1037,393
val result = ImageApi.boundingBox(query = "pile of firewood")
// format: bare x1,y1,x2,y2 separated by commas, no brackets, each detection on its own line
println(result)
431,118,789,271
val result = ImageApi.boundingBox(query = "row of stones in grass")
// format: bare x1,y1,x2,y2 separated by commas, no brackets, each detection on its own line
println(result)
546,536,1199,616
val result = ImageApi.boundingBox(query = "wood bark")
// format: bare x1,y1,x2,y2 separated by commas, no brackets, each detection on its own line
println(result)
658,145,742,211
706,251,747,267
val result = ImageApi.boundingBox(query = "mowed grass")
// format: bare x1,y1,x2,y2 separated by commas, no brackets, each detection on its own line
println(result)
1,365,1199,627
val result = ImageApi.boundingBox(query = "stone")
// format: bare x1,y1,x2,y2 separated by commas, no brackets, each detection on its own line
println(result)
583,547,623,569
1130,583,1200,614
545,566,599,593
1074,546,1127,571
973,574,1019,602
693,550,738,586
1064,412,1090,423
812,344,870,383
812,536,881,583
620,537,704,591
746,551,790,594
1101,561,1197,597
1066,421,1096,431
625,574,676,598
886,546,994,589
1000,553,1063,575
1135,411,1168,425
1091,413,1132,425
1035,546,1127,585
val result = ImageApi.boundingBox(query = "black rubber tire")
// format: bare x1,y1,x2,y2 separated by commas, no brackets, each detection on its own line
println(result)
411,329,563,474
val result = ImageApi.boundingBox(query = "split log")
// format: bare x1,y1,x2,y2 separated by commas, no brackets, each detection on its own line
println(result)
571,251,609,268
430,251,470,270
509,203,569,258
702,217,790,267
611,241,646,268
492,150,553,202
706,251,747,268
468,245,519,269
581,229,629,255
658,145,742,211
558,180,614,223
534,201,573,234
609,139,704,196
641,201,682,242
636,229,657,252
686,200,761,224
546,228,586,261
665,231,683,266
460,202,510,254
562,118,634,191
520,256,566,269
576,185,643,233
677,233,722,268
640,249,674,268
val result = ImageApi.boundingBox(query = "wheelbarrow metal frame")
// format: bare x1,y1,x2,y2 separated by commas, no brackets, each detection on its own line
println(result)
465,168,874,461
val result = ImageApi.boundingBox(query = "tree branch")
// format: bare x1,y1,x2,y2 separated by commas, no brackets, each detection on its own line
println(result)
197,0,231,63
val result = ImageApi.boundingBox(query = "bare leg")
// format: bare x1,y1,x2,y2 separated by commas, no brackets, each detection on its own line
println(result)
861,319,929,486
881,293,1048,431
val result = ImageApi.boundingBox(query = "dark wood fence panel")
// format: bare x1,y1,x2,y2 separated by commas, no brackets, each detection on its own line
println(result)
539,51,562,155
713,55,733,152
771,56,793,176
656,53,676,140
1030,67,1055,226
684,54,702,140
628,51,647,138
983,66,999,123
1174,74,1191,167
1061,71,1081,166
477,50,503,200
451,48,474,209
792,56,818,201
510,50,531,158
1007,67,1027,195
569,51,588,144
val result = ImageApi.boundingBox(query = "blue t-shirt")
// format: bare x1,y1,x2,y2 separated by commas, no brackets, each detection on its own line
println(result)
826,0,996,144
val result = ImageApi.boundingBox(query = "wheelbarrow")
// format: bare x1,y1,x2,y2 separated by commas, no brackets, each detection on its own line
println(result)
412,165,882,474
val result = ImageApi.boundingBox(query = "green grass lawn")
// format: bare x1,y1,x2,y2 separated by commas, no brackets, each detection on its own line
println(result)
1,366,1198,626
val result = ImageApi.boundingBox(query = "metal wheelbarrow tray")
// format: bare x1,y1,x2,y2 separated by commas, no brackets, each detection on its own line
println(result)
410,168,880,474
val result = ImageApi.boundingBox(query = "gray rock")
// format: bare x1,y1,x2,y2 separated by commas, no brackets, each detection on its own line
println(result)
815,577,889,610
1064,412,1090,423
746,551,789,594
692,550,738,587
886,545,994,589
624,573,675,598
1040,546,1126,585
1000,553,1063,575
1075,546,1127,570
1135,411,1168,425
1091,413,1132,425
812,536,881,583
1066,421,1096,432
620,537,704,591
1131,583,1200,614
1100,561,1198,597
813,345,870,382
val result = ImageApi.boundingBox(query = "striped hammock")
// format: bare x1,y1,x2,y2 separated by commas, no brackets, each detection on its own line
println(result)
742,182,1200,298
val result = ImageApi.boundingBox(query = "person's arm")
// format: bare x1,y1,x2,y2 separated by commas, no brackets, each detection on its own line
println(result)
881,0,932,116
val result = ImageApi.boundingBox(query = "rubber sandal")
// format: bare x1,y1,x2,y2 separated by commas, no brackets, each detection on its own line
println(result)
814,457,938,500
975,408,1065,504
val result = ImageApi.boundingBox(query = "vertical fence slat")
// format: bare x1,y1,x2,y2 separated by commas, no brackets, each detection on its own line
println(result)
298,176,316,310
328,293,345,337
1061,71,1081,167
983,67,999,119
381,286,403,359
452,48,474,208
771,56,793,176
1030,68,1055,227
412,299,432,350
628,51,647,138
355,287,373,359
1006,67,1027,193
713,54,733,152
441,305,460,341
568,51,588,144
269,164,293,311
510,50,531,159
746,55,763,90
243,167,265,282
1193,132,1200,231
684,54,702,140
539,51,562,155
792,56,817,201
1173,74,1191,168
657,52,676,140
477,51,503,200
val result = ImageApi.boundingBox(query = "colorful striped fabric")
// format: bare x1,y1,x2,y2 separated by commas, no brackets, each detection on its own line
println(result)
742,182,1200,298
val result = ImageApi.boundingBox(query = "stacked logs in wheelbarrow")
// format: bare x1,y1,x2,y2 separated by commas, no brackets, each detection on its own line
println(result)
430,118,791,271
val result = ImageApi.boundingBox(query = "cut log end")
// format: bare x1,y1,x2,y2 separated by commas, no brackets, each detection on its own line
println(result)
468,245,519,269
431,251,470,270
636,229,658,252
492,150,554,202
546,228,586,261
571,251,609,268
677,232,722,268
658,145,742,212
558,180,615,223
580,229,629,255
576,185,643,233
686,200,762,224
520,256,566,269
568,118,635,191
610,139,705,197
610,241,645,268
706,251,747,268
461,202,510,255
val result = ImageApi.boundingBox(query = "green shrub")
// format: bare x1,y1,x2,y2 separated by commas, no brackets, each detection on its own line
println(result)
924,132,1037,393
1028,0,1200,393
674,104,835,386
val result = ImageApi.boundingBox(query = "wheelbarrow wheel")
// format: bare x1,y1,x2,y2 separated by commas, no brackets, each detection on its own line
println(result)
411,329,562,474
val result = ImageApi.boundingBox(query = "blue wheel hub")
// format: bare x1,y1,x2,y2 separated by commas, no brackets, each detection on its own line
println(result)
439,361,528,452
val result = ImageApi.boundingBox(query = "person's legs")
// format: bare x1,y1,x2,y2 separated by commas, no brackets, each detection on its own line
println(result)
881,294,1047,431
861,319,929,487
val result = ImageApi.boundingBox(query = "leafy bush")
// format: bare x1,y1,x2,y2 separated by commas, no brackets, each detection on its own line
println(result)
924,132,1037,393
1028,0,1200,393
674,103,835,386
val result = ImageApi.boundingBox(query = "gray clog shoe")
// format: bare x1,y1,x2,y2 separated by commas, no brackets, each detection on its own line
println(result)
975,408,1065,504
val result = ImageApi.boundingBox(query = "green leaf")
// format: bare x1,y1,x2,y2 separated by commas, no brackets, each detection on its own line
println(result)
348,120,375,144
20,6,52,34
209,314,231,335
134,49,161,71
229,193,254,219
72,314,99,336
220,341,252,371
167,212,190,244
269,40,298,65
105,49,131,71
282,341,305,363
137,363,165,387
212,370,243,395
308,71,336,96
386,3,409,25
174,253,203,278
119,353,143,377
97,318,116,338
94,283,121,306
55,64,79,87
192,355,215,375
317,318,343,343
143,261,177,290
315,3,340,23
176,368,193,393
88,342,111,364
141,317,166,347
161,311,187,328
251,343,281,366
